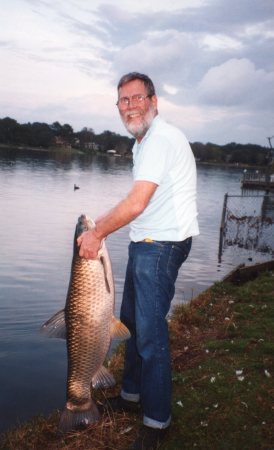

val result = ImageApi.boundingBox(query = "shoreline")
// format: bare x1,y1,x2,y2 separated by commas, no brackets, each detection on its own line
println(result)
0,143,270,170
0,143,83,154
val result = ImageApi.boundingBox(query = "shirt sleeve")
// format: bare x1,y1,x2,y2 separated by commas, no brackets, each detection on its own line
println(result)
134,134,174,184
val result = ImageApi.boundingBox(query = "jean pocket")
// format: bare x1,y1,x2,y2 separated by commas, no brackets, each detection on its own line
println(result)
167,238,192,280
172,237,192,259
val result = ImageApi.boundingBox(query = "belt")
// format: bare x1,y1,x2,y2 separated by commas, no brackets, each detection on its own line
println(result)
140,238,170,244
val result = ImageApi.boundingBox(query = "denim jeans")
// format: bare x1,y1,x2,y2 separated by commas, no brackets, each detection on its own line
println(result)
120,237,192,429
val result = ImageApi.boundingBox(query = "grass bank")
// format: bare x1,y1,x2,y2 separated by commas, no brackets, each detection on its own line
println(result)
1,270,273,450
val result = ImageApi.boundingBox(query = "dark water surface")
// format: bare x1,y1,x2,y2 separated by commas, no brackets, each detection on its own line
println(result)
0,148,272,433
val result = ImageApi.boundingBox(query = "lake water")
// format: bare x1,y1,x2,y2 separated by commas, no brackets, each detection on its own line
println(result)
0,148,273,434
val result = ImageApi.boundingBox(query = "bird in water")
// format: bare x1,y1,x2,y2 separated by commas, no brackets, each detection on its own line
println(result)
74,184,80,191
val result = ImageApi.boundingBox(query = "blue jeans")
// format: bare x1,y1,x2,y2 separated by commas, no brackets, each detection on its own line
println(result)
120,238,192,429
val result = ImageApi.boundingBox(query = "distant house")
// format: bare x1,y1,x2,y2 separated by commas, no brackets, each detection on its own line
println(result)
84,142,100,151
54,136,71,148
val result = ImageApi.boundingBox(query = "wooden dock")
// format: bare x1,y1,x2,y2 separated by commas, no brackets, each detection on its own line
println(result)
241,172,274,190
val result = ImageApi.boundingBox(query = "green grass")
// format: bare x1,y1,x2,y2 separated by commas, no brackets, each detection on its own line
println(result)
167,270,274,450
1,270,274,449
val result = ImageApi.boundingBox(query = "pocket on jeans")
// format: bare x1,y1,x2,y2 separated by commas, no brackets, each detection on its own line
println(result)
172,238,192,260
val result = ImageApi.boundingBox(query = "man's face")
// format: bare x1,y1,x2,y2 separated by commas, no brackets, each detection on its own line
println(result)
117,79,158,142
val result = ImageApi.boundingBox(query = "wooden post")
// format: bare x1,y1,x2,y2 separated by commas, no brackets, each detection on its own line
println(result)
218,193,228,263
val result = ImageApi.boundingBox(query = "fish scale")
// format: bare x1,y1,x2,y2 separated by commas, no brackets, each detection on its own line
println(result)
41,214,130,433
65,256,112,401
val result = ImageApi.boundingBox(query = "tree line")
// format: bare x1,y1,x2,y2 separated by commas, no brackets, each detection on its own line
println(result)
0,116,271,166
191,141,271,167
0,117,134,156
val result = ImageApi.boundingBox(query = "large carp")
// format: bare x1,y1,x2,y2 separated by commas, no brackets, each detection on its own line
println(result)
41,214,130,433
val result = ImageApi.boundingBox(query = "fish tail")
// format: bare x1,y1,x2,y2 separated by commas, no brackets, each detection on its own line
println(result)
58,400,100,433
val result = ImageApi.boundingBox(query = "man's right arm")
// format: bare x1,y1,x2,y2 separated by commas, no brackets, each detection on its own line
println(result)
77,180,158,259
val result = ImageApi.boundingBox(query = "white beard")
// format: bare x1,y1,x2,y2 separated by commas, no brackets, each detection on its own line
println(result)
122,106,156,140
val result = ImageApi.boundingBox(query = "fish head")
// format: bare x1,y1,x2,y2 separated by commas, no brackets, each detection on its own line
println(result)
75,214,95,237
73,214,96,255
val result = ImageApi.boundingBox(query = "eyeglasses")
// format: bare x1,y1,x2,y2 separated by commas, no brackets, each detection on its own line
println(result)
116,94,152,109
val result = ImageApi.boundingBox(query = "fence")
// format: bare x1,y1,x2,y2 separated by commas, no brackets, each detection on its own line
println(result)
219,193,274,261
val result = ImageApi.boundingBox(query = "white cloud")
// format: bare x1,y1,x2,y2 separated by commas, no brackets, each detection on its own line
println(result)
197,58,274,109
202,34,243,51
0,0,273,145
163,84,178,95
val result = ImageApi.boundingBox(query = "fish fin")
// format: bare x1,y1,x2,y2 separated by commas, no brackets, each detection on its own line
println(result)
110,316,131,340
40,309,66,339
100,255,110,293
58,400,100,433
92,365,115,389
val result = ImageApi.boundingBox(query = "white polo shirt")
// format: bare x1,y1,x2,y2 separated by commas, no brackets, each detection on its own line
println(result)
130,115,199,242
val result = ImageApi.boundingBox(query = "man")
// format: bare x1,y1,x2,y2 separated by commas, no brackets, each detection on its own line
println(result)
77,72,199,450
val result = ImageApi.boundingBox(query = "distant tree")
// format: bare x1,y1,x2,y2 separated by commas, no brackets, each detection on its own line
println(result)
205,143,223,162
117,138,133,156
94,130,117,151
93,130,134,154
191,142,204,160
198,142,220,162
50,121,63,136
50,122,74,142
29,122,54,148
0,117,21,144
76,127,95,148
19,123,33,146
60,124,74,142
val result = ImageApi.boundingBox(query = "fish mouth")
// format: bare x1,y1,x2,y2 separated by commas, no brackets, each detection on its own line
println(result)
76,214,95,237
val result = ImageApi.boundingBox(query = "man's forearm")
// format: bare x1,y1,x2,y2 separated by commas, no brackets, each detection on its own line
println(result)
94,196,140,240
78,180,158,259
94,180,158,240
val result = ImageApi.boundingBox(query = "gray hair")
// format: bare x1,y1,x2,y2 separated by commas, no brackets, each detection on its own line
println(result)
117,72,156,96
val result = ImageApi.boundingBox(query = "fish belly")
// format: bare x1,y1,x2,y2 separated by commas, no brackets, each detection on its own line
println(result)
65,255,114,407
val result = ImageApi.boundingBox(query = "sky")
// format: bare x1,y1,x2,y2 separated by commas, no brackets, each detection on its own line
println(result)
0,0,274,146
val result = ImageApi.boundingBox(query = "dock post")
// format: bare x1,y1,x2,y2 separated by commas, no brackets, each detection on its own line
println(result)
218,193,228,262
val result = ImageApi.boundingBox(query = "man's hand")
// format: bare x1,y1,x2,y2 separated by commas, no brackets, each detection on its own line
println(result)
77,229,102,259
